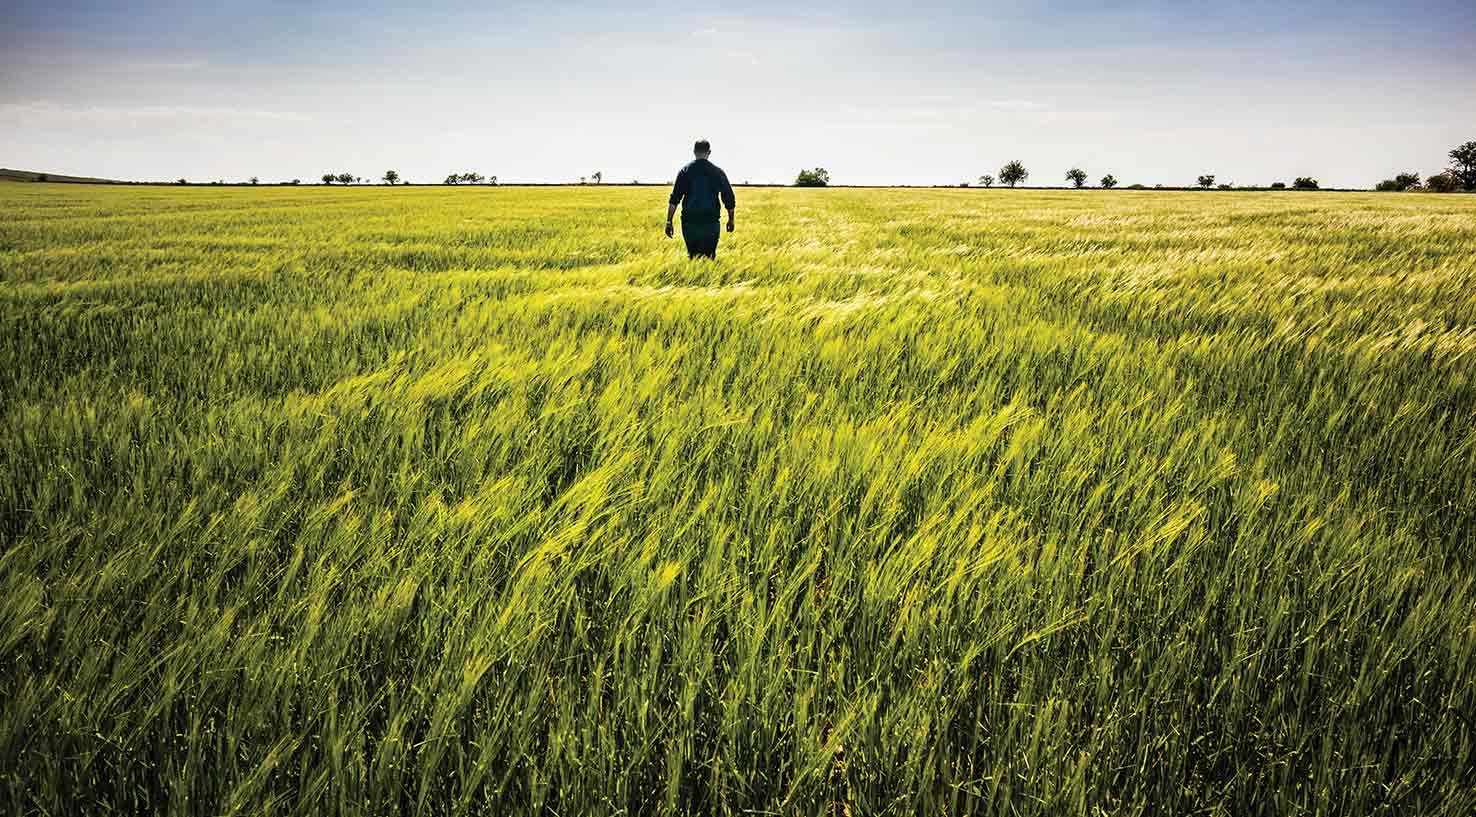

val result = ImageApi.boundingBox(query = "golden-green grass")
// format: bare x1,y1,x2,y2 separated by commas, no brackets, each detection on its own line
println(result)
2,183,1474,815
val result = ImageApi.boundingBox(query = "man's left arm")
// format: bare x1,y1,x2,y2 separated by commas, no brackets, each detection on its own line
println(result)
720,171,736,232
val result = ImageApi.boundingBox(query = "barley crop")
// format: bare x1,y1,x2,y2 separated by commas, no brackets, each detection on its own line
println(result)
2,184,1474,815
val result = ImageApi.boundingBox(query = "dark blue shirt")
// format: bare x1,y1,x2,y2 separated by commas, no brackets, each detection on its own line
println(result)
669,158,735,223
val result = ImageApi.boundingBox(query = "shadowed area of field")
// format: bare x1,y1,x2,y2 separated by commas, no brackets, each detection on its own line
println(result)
2,184,1475,815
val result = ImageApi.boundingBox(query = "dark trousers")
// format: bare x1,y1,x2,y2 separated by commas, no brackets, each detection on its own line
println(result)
682,223,720,259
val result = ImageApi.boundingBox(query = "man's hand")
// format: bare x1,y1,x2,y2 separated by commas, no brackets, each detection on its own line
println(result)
726,216,735,233
664,221,674,238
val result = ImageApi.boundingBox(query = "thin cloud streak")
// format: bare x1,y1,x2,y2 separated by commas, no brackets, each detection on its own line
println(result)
116,60,209,72
0,101,312,124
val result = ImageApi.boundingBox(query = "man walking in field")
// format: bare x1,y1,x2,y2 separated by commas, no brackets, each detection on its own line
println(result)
666,139,736,259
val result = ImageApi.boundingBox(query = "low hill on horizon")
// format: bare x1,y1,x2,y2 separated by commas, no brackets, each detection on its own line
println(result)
0,168,125,184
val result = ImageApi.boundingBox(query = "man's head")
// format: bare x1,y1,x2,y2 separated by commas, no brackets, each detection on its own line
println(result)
693,139,711,158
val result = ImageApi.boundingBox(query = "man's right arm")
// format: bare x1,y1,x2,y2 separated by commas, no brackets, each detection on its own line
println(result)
666,169,688,237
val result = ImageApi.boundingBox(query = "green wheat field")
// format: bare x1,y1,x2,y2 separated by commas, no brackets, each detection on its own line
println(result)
2,183,1474,815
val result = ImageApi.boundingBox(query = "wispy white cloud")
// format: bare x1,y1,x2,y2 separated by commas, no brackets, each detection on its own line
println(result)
0,100,311,125
116,60,209,72
984,99,1046,112
691,27,719,37
721,48,761,66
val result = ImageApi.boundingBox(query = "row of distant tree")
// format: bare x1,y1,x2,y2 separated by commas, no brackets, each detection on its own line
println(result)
792,140,1476,192
1374,142,1476,192
794,162,1327,191
167,141,1475,191
443,172,495,185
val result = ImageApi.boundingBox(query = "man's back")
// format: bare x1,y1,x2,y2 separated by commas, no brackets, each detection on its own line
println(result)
671,158,735,223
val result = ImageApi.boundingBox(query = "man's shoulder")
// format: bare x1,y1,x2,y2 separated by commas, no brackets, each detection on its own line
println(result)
683,159,725,175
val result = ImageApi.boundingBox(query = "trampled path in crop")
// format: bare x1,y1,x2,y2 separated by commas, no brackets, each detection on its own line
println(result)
2,184,1474,815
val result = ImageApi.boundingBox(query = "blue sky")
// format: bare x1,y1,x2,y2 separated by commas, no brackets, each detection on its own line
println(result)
3,1,1473,186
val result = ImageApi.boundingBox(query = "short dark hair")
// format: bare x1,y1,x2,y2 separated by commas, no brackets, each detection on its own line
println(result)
694,139,711,154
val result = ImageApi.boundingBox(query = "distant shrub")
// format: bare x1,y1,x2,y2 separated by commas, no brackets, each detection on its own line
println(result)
1197,174,1215,188
1217,183,1234,190
249,176,259,185
1127,183,1147,190
1426,171,1460,193
1376,172,1421,192
795,168,830,187
36,174,49,182
1269,181,1286,189
978,174,994,188
1100,174,1118,189
1293,177,1319,190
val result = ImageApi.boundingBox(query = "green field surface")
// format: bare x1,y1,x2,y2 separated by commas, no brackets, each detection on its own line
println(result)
2,184,1475,815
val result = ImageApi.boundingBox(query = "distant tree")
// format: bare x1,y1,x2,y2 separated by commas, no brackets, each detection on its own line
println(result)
1426,171,1460,193
36,173,48,182
249,176,259,185
1099,174,1117,189
488,176,497,185
1218,183,1234,190
1197,174,1216,188
999,161,1027,188
592,171,602,184
444,174,459,185
336,173,354,185
795,167,830,187
1269,181,1286,189
290,179,301,185
177,178,189,185
383,170,400,185
1449,141,1476,191
1293,177,1319,190
322,173,335,185
1065,168,1087,188
463,172,485,184
978,174,994,188
579,176,586,185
